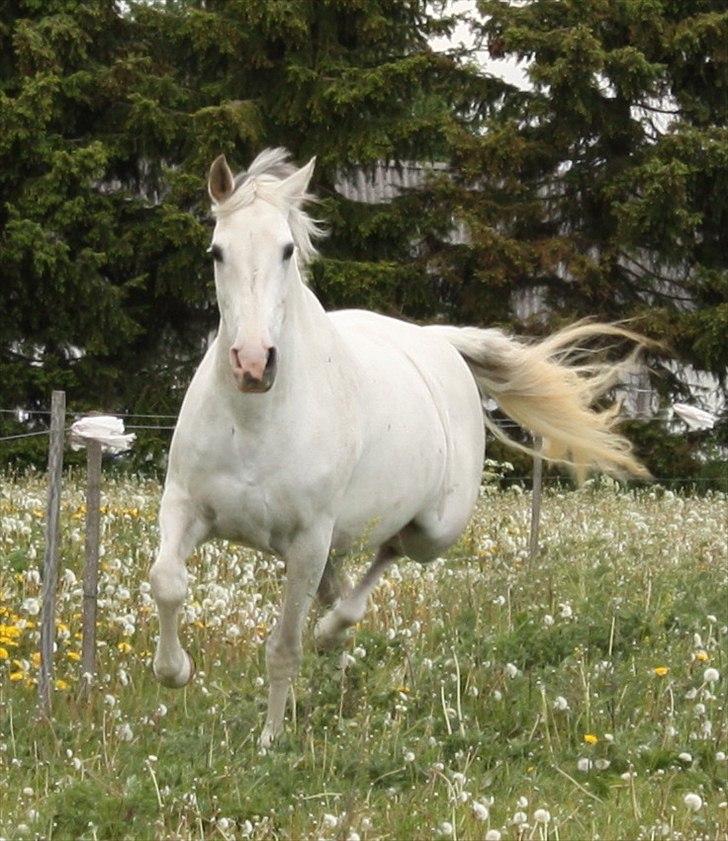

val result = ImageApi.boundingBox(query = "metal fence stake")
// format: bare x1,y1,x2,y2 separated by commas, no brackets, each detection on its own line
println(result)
528,437,543,566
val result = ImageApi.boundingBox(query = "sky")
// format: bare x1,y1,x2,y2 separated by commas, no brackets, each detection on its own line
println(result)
429,0,532,90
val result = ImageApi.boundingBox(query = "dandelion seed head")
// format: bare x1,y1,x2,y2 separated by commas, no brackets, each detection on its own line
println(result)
683,793,702,812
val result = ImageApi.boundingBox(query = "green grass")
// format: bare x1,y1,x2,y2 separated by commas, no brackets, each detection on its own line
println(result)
1,471,727,840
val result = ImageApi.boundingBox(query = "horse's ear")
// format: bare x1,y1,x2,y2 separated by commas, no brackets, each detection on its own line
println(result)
208,154,235,203
275,156,316,206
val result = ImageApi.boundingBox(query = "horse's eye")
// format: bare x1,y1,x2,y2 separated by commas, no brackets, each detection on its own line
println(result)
208,244,223,262
282,242,295,261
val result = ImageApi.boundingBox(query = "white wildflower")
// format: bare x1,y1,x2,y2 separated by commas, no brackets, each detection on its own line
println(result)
505,663,519,679
684,793,702,812
704,667,720,684
678,752,692,764
472,802,489,821
553,695,569,711
511,811,528,825
21,598,40,616
577,758,591,772
322,814,338,829
438,821,453,836
485,832,502,841
116,723,133,742
534,808,550,823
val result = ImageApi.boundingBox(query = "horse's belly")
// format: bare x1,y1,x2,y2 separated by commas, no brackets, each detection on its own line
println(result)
328,309,485,553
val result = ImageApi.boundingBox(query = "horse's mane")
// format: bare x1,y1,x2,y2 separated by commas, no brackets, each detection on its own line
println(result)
211,148,325,265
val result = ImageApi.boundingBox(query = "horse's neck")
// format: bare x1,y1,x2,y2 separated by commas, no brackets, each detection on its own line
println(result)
212,270,338,424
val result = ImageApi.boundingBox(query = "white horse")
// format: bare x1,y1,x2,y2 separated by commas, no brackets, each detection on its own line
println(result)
150,149,648,747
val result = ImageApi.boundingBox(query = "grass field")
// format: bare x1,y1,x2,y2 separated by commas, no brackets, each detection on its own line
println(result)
1,469,726,841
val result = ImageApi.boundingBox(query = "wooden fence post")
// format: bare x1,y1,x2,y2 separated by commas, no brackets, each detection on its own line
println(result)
528,437,543,566
81,439,102,689
39,390,66,715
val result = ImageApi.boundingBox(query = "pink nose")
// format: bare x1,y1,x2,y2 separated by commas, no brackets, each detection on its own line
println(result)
230,345,268,380
229,343,277,391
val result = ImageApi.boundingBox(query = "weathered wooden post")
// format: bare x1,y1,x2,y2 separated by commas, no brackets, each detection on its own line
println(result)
70,416,135,694
528,436,543,566
81,439,103,684
39,390,66,715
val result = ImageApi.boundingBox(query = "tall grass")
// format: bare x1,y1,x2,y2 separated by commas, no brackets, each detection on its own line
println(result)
1,471,726,840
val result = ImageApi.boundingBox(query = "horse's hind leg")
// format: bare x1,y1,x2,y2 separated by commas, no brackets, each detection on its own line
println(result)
316,556,352,608
150,490,208,688
314,545,399,650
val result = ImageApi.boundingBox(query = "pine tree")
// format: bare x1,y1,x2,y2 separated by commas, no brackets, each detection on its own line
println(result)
433,0,728,477
0,0,468,463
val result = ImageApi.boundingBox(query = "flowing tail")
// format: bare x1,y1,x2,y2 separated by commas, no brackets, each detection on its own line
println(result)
426,320,653,482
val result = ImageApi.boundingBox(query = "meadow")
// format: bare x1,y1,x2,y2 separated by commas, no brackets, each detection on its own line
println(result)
0,468,726,841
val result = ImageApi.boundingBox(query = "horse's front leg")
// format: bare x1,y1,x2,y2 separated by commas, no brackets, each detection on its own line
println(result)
150,491,208,688
261,528,331,748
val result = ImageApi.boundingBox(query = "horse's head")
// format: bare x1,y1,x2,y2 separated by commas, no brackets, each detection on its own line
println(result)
207,149,320,393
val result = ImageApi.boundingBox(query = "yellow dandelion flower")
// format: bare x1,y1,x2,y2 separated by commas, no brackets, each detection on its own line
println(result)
395,685,410,694
31,652,41,668
583,733,598,745
654,666,669,677
9,671,24,682
54,679,70,691
695,650,709,662
0,647,9,660
117,641,133,654
66,651,81,662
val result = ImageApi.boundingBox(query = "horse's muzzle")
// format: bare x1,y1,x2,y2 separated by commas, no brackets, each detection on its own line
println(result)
235,347,277,393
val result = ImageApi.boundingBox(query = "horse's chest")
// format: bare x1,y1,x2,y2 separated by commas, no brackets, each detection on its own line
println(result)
193,462,284,546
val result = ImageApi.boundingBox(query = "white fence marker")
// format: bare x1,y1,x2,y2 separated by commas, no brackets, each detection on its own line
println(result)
39,390,66,715
671,403,717,431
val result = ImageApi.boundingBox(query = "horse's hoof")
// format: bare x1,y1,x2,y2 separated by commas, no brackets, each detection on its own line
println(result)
154,651,195,689
259,723,280,750
314,606,353,652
